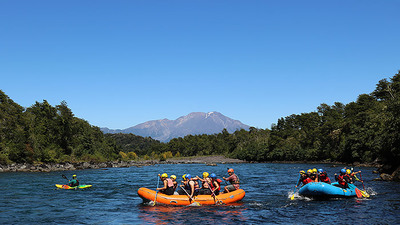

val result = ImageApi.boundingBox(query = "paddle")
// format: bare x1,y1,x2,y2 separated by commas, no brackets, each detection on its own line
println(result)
181,186,201,206
61,174,69,181
60,174,72,189
348,183,363,198
207,184,223,205
359,173,370,198
290,174,301,200
355,187,363,198
152,175,160,206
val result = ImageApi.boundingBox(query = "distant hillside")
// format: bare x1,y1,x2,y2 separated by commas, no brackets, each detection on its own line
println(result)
101,112,250,142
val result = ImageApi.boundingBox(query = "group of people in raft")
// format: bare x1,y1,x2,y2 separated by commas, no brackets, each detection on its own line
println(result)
156,168,240,199
296,167,363,189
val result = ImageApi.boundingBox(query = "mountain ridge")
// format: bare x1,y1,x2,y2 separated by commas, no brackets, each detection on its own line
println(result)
101,111,250,142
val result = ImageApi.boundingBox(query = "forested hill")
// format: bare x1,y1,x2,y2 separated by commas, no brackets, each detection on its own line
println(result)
1,71,399,177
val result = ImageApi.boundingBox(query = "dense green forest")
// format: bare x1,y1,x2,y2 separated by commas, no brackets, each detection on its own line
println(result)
1,71,399,173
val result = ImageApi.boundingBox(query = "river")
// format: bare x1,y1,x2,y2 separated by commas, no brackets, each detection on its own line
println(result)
0,163,399,224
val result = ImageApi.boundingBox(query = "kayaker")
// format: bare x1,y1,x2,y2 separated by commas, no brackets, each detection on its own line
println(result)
170,175,178,194
296,170,312,188
223,168,240,193
196,172,212,195
157,173,175,195
209,173,221,195
318,169,331,184
334,169,350,189
68,175,79,187
178,174,197,198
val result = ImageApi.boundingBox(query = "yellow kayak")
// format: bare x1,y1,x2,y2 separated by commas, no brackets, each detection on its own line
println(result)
55,184,92,189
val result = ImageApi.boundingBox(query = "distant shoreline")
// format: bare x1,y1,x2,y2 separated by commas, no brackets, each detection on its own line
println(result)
0,155,380,173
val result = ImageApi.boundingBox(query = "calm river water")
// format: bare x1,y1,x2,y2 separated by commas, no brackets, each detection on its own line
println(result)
0,163,399,224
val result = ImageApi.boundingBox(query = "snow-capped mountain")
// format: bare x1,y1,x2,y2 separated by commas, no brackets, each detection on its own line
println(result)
101,112,250,142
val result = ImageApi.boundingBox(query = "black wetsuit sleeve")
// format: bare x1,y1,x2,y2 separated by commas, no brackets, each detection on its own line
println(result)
296,178,302,186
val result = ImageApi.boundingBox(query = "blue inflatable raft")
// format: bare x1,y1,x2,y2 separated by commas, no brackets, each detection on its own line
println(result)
298,182,359,198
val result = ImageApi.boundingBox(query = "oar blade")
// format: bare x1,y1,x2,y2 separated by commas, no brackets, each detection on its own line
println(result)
361,190,370,198
188,202,201,206
355,188,362,198
290,194,295,200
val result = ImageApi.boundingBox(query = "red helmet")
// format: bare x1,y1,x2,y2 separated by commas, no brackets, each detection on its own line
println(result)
228,168,234,173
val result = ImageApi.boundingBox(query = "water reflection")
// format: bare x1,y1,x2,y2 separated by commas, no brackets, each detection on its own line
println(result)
139,203,248,224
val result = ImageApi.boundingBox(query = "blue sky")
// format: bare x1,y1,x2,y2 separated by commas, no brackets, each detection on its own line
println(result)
1,1,399,129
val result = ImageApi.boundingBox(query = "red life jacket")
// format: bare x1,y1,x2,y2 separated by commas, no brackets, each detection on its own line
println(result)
210,178,222,191
338,174,346,187
302,177,313,185
319,173,331,183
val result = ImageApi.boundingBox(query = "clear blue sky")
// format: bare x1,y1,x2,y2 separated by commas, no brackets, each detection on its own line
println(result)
1,1,399,129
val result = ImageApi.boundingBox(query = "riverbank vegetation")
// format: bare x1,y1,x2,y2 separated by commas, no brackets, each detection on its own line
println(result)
1,71,399,175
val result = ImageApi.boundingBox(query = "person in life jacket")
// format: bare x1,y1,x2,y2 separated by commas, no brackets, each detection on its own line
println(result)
157,173,175,195
296,170,312,188
178,174,197,198
347,168,362,184
209,173,222,195
318,169,331,184
334,169,350,189
170,175,178,194
223,168,240,193
69,175,79,187
309,168,319,182
196,172,212,195
177,174,188,195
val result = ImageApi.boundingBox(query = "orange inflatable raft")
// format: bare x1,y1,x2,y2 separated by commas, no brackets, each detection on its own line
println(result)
138,187,245,206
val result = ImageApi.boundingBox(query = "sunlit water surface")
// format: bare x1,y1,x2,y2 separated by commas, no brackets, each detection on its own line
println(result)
1,163,399,224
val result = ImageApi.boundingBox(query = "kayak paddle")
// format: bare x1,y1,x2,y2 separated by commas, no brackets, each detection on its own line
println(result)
152,175,160,206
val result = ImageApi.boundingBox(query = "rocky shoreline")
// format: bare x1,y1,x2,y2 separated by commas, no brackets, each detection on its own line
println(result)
1,155,398,182
0,156,246,173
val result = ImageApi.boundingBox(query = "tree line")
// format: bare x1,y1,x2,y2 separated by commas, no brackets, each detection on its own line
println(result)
1,71,399,173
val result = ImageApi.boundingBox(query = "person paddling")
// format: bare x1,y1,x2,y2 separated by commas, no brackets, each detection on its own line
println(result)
223,168,240,193
68,175,79,187
209,173,221,195
310,168,319,182
334,169,350,189
178,174,196,199
196,172,212,195
347,169,362,184
318,169,331,184
157,173,175,195
170,175,178,194
296,170,312,188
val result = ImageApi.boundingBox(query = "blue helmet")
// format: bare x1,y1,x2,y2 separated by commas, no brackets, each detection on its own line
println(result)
340,169,346,174
185,174,191,180
210,173,216,179
318,169,323,173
